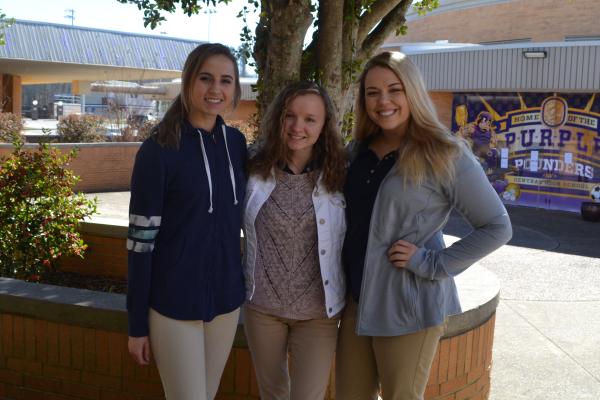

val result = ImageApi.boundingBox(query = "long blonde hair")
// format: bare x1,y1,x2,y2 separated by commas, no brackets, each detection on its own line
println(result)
354,51,465,185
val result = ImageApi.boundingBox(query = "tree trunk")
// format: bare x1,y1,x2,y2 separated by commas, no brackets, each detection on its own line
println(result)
254,0,313,118
252,0,410,137
315,0,343,113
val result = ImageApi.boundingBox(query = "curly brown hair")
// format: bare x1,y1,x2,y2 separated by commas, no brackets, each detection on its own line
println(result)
249,81,346,193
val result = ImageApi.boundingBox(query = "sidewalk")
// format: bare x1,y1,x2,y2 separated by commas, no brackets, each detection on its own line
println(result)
444,206,600,399
91,192,600,399
22,118,59,132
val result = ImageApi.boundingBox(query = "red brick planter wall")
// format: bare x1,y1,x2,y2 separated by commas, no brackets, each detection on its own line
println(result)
0,305,495,400
1,222,498,400
425,315,495,400
0,313,164,400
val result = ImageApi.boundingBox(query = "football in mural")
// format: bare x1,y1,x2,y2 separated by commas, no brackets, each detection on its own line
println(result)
590,186,600,202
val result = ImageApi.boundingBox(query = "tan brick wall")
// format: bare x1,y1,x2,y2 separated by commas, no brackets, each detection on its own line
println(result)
0,143,140,193
227,100,257,122
388,0,600,44
67,145,140,192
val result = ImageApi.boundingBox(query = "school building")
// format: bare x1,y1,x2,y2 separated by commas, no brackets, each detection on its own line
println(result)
384,0,600,212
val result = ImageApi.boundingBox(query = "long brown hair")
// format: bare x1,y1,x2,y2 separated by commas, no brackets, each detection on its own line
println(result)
354,51,465,185
249,81,346,193
156,43,241,148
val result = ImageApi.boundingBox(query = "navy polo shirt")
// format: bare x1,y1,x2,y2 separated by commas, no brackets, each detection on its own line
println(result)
342,143,397,302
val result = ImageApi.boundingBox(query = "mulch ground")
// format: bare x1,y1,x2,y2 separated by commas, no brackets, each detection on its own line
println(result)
40,271,127,294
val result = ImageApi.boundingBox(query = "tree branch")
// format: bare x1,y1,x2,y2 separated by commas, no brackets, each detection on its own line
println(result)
357,0,402,45
358,0,412,59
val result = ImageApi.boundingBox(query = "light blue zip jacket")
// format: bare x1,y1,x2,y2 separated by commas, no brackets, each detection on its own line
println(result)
352,144,512,336
243,170,347,317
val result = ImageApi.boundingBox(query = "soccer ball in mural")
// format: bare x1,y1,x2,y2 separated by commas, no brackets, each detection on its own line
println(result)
590,186,600,202
502,183,521,202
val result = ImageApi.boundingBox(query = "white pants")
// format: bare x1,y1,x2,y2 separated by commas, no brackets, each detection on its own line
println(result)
149,308,240,400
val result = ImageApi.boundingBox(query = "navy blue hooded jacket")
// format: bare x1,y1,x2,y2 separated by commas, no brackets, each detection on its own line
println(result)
127,116,247,337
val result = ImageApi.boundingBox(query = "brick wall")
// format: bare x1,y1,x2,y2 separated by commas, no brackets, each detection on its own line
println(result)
61,233,127,279
388,0,600,44
0,313,164,400
4,218,499,400
228,100,257,122
0,308,495,400
54,219,497,399
425,315,496,400
430,92,454,129
0,143,140,193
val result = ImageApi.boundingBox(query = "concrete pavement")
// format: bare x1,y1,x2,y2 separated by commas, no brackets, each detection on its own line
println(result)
90,192,600,399
444,206,600,400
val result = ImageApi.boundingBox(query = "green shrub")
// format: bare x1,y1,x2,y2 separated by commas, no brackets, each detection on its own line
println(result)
0,112,23,143
0,137,97,281
57,114,107,143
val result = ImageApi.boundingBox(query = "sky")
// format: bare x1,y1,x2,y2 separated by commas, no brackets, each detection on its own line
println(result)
0,0,258,47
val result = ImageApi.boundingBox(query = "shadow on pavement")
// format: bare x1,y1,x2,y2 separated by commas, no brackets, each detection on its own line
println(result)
443,205,600,259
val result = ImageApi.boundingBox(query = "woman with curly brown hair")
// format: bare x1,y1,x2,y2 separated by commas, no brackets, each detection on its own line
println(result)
243,81,347,400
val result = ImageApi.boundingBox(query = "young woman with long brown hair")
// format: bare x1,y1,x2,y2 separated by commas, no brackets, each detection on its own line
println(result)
243,81,347,400
126,43,246,400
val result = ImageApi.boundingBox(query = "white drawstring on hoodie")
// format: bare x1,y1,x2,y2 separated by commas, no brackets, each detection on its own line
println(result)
197,125,239,214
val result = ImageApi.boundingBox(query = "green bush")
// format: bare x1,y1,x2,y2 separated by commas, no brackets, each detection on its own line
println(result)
0,137,97,281
57,114,107,143
0,112,23,143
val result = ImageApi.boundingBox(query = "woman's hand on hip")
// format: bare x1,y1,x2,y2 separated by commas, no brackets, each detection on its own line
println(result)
128,336,152,366
388,239,417,268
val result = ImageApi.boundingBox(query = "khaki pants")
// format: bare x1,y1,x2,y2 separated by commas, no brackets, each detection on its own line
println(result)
243,306,339,400
335,298,444,400
149,308,240,400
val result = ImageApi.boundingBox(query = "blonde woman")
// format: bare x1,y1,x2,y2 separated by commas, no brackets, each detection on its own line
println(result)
336,51,512,400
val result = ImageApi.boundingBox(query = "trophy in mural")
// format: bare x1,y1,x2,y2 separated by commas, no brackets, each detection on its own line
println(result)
541,96,568,128
454,104,472,141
